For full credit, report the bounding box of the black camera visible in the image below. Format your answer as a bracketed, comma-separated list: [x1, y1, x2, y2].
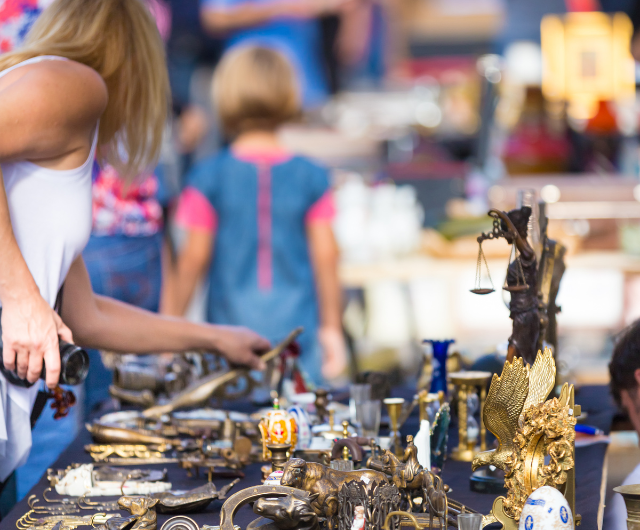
[0, 338, 90, 387]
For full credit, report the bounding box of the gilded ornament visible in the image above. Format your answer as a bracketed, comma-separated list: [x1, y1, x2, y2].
[470, 348, 579, 528]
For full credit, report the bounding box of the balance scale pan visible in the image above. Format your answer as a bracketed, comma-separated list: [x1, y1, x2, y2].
[503, 285, 528, 293]
[469, 288, 495, 295]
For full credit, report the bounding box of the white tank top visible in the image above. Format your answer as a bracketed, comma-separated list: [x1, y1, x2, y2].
[0, 56, 97, 307]
[0, 56, 98, 481]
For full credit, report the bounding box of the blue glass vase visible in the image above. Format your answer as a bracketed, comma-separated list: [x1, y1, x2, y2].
[425, 339, 455, 395]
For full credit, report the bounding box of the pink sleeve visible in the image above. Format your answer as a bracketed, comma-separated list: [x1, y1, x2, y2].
[305, 191, 336, 225]
[175, 187, 218, 233]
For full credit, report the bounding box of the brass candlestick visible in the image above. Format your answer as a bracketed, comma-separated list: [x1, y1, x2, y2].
[267, 443, 291, 471]
[384, 398, 405, 457]
[448, 371, 492, 462]
[614, 485, 640, 530]
[319, 409, 343, 440]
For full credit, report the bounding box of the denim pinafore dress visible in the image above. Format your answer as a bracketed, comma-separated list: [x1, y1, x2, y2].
[185, 149, 332, 384]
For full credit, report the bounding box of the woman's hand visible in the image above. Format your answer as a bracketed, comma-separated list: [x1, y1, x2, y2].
[1, 290, 73, 388]
[319, 326, 347, 379]
[207, 325, 271, 371]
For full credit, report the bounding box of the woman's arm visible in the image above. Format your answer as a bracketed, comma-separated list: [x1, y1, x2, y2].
[0, 62, 106, 388]
[61, 256, 268, 369]
[161, 229, 214, 316]
[307, 222, 346, 379]
[0, 167, 73, 388]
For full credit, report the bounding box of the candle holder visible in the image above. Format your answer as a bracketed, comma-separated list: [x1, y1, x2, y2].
[383, 398, 405, 458]
[448, 371, 492, 462]
[267, 443, 291, 471]
[613, 484, 640, 530]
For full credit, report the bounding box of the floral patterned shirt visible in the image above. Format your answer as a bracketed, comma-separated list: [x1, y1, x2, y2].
[0, 0, 53, 53]
[92, 165, 164, 237]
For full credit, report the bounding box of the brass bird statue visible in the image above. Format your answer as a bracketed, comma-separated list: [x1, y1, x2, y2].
[472, 348, 555, 473]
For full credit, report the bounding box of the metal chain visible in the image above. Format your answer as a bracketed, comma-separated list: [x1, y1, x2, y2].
[475, 243, 494, 290]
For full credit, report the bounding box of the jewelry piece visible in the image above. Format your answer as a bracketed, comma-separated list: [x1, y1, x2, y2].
[77, 496, 120, 512]
[85, 445, 168, 462]
[17, 512, 115, 530]
[28, 496, 79, 515]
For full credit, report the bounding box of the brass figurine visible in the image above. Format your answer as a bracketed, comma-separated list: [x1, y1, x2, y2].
[367, 442, 448, 528]
[471, 349, 579, 527]
[280, 459, 389, 529]
[115, 497, 158, 530]
[253, 494, 320, 530]
[220, 485, 316, 530]
[472, 349, 555, 473]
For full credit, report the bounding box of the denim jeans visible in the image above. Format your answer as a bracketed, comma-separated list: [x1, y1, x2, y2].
[82, 233, 163, 414]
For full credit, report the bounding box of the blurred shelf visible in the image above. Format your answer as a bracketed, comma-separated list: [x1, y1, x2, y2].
[339, 250, 640, 287]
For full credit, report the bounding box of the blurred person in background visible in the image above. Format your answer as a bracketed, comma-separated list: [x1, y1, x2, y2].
[199, 0, 356, 108]
[607, 319, 640, 529]
[81, 0, 178, 415]
[82, 162, 179, 414]
[0, 0, 52, 53]
[164, 46, 346, 385]
[0, 0, 269, 500]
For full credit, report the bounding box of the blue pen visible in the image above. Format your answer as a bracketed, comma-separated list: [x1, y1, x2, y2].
[575, 424, 604, 436]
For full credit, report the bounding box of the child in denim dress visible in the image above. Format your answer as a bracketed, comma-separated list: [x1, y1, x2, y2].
[166, 46, 345, 385]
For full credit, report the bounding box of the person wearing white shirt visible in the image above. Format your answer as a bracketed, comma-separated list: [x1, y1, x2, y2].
[606, 319, 640, 528]
[0, 0, 269, 483]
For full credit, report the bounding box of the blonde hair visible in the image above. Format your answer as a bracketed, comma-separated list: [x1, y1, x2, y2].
[213, 46, 300, 137]
[0, 0, 169, 179]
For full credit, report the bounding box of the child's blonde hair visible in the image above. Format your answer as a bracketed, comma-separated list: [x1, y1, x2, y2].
[213, 46, 301, 137]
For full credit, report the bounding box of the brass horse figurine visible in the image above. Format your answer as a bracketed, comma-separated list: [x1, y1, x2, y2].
[369, 436, 448, 529]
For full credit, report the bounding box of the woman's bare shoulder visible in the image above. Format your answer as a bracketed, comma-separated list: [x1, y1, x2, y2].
[0, 59, 108, 122]
[0, 59, 108, 162]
